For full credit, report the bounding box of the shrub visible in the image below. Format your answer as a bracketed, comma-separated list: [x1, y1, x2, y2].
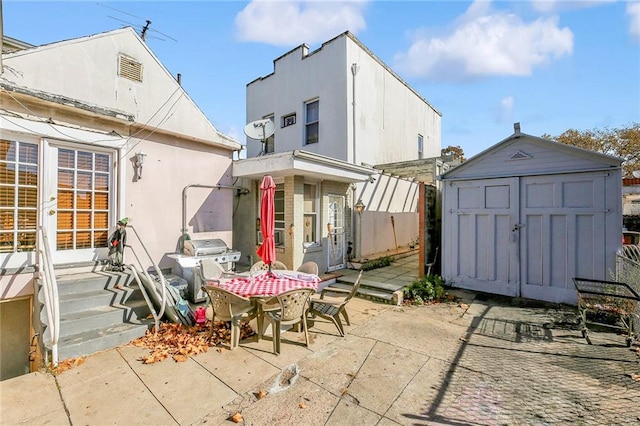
[360, 256, 393, 271]
[404, 275, 446, 305]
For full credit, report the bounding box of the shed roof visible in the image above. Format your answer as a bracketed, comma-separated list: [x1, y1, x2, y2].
[441, 123, 622, 181]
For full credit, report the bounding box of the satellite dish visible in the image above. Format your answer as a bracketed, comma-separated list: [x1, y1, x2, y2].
[633, 170, 640, 178]
[243, 119, 275, 140]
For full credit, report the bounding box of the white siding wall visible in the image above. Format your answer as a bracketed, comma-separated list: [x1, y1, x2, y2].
[4, 28, 224, 145]
[246, 33, 441, 165]
[246, 41, 348, 159]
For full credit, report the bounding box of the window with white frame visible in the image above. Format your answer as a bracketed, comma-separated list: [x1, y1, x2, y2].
[303, 183, 318, 246]
[274, 184, 285, 246]
[305, 100, 319, 145]
[417, 134, 424, 159]
[264, 114, 275, 154]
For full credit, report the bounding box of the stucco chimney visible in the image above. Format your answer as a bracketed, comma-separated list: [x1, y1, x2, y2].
[514, 122, 521, 135]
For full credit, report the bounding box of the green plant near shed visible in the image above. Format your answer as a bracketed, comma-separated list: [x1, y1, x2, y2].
[404, 275, 446, 305]
[360, 256, 393, 271]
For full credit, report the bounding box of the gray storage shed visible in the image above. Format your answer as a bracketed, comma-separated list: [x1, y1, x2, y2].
[440, 124, 623, 304]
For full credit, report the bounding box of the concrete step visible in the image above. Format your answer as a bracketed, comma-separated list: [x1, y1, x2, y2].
[57, 299, 149, 339]
[55, 271, 133, 295]
[57, 322, 151, 361]
[37, 270, 153, 362]
[332, 278, 404, 305]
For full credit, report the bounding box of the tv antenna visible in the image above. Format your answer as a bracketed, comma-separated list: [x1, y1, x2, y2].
[243, 119, 275, 156]
[99, 3, 177, 42]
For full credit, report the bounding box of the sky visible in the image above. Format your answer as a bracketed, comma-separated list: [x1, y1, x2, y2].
[2, 0, 639, 159]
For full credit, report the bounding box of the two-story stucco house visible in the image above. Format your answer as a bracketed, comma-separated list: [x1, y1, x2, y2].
[233, 31, 442, 274]
[0, 28, 241, 378]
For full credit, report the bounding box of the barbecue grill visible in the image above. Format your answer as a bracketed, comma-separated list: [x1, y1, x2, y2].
[170, 239, 241, 303]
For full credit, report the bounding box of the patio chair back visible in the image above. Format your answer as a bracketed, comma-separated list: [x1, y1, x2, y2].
[198, 258, 225, 283]
[251, 260, 288, 272]
[201, 285, 257, 349]
[276, 288, 314, 322]
[308, 270, 363, 337]
[296, 261, 319, 275]
[263, 288, 314, 354]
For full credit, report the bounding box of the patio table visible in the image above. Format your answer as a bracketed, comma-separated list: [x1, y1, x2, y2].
[207, 270, 320, 298]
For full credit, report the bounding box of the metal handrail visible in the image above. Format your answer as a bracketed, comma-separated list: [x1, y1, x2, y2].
[36, 227, 60, 367]
[124, 225, 167, 331]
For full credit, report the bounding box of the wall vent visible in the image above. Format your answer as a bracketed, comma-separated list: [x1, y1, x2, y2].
[118, 55, 143, 82]
[509, 150, 532, 160]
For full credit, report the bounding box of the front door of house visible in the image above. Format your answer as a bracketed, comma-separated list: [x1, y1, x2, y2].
[327, 195, 345, 271]
[44, 143, 114, 264]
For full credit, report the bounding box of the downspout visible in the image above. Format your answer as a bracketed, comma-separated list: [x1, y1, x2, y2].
[351, 63, 359, 165]
[181, 183, 249, 250]
[351, 63, 359, 261]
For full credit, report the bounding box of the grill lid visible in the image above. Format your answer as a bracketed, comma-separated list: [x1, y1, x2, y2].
[183, 239, 229, 256]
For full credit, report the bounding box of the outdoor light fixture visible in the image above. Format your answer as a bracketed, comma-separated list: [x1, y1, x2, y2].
[134, 152, 147, 179]
[354, 199, 365, 215]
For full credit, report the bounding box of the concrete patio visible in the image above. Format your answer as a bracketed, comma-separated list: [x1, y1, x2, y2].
[2, 255, 640, 425]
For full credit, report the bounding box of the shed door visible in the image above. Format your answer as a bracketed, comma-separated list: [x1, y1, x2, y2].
[519, 173, 606, 304]
[445, 178, 520, 296]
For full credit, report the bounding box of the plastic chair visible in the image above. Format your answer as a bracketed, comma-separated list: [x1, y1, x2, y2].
[308, 270, 363, 337]
[296, 261, 319, 275]
[201, 285, 257, 350]
[197, 258, 225, 284]
[261, 288, 314, 355]
[250, 260, 288, 272]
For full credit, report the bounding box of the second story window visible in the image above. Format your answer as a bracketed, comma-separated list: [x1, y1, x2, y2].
[264, 115, 275, 154]
[418, 134, 424, 159]
[305, 100, 319, 145]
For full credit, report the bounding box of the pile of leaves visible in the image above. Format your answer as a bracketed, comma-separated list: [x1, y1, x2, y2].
[403, 275, 450, 305]
[131, 321, 255, 364]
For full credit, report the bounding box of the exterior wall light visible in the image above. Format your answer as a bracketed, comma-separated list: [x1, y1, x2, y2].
[134, 152, 147, 179]
[354, 199, 365, 214]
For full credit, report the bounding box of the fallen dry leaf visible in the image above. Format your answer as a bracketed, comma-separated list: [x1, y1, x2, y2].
[459, 303, 469, 310]
[51, 357, 85, 375]
[231, 412, 243, 423]
[628, 373, 640, 382]
[256, 389, 267, 399]
[130, 321, 255, 364]
[298, 402, 306, 409]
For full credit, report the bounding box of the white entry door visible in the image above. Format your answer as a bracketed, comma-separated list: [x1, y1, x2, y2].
[44, 143, 114, 264]
[444, 178, 520, 296]
[327, 195, 345, 271]
[519, 173, 606, 304]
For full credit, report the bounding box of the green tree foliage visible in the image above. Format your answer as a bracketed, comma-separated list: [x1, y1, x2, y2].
[542, 123, 639, 177]
[441, 145, 466, 162]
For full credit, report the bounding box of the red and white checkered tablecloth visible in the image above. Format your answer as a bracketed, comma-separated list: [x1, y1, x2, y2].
[209, 271, 320, 298]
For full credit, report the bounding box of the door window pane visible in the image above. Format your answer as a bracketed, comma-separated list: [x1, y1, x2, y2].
[0, 140, 38, 253]
[56, 148, 111, 250]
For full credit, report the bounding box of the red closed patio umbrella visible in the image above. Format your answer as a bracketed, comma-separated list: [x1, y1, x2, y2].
[256, 175, 276, 274]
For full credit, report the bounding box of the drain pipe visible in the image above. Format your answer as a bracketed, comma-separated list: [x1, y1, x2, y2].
[181, 183, 249, 250]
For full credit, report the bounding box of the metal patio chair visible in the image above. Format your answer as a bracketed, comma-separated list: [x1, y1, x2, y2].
[308, 270, 363, 337]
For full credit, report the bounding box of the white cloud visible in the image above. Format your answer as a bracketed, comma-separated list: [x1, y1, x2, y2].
[628, 2, 640, 41]
[394, 1, 573, 82]
[235, 0, 368, 47]
[497, 96, 515, 123]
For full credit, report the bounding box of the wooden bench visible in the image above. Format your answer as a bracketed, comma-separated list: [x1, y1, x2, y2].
[573, 277, 640, 346]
